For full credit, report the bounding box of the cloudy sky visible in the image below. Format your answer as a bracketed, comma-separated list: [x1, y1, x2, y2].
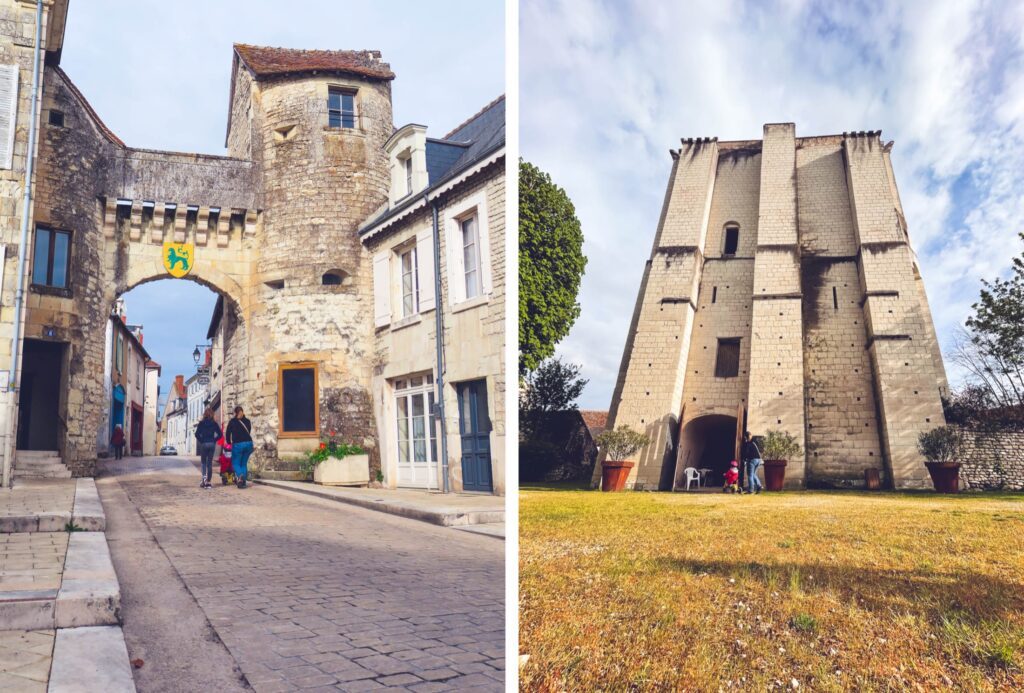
[521, 0, 1024, 410]
[60, 0, 504, 408]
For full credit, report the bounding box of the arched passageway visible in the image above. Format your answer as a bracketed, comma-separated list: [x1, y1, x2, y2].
[674, 414, 738, 489]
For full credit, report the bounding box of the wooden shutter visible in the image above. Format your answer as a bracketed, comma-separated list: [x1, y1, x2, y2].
[373, 251, 391, 327]
[416, 228, 435, 312]
[0, 64, 18, 170]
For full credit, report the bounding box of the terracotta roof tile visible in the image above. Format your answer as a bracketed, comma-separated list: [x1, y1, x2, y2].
[234, 44, 395, 81]
[580, 410, 609, 434]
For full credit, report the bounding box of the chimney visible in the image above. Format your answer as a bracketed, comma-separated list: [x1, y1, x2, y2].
[175, 374, 184, 394]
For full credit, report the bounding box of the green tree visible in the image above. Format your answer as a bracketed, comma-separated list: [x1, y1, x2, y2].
[957, 231, 1024, 406]
[519, 357, 588, 440]
[519, 159, 586, 377]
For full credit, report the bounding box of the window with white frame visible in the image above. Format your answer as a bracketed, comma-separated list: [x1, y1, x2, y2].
[327, 87, 356, 129]
[394, 374, 437, 476]
[461, 214, 482, 299]
[399, 245, 418, 317]
[404, 155, 413, 196]
[373, 229, 436, 328]
[444, 191, 492, 307]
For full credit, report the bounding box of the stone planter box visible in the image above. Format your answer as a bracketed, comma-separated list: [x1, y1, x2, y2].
[313, 454, 370, 487]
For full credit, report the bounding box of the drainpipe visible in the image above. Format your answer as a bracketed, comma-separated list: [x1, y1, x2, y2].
[425, 192, 449, 493]
[3, 0, 43, 489]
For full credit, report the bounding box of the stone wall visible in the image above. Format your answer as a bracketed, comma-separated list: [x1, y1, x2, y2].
[958, 429, 1024, 491]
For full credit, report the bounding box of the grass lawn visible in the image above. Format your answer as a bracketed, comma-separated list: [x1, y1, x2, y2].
[520, 487, 1024, 691]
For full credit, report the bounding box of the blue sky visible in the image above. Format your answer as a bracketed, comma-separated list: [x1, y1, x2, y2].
[60, 0, 504, 408]
[521, 0, 1024, 409]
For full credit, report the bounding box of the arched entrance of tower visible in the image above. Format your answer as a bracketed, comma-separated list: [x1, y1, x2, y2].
[674, 414, 740, 489]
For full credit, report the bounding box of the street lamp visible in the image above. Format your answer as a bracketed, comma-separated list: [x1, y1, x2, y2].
[192, 346, 201, 365]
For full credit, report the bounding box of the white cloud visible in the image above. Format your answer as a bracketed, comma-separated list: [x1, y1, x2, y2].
[522, 0, 1024, 408]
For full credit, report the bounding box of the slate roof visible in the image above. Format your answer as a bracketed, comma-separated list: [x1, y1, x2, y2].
[360, 95, 505, 235]
[233, 44, 395, 81]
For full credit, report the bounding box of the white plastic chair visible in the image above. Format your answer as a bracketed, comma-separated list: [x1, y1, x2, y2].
[683, 467, 701, 490]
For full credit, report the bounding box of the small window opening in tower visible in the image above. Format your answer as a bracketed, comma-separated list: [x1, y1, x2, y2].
[723, 225, 739, 256]
[711, 286, 717, 304]
[322, 269, 350, 286]
[48, 110, 65, 127]
[714, 338, 740, 378]
[832, 286, 838, 310]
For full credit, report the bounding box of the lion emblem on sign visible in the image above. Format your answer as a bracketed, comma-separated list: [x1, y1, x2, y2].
[163, 242, 194, 278]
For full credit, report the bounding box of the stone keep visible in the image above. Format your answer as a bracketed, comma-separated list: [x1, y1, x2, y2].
[601, 124, 948, 490]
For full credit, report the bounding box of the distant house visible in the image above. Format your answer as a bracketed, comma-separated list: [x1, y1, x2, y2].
[520, 409, 608, 483]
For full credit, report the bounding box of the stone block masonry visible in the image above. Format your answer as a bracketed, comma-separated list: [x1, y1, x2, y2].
[958, 429, 1024, 491]
[603, 124, 949, 490]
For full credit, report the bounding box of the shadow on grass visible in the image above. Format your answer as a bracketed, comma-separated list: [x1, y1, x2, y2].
[521, 480, 593, 492]
[652, 555, 1024, 625]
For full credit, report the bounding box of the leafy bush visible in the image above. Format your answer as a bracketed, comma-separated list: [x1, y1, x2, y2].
[761, 430, 802, 461]
[298, 434, 365, 477]
[595, 425, 650, 461]
[917, 425, 965, 464]
[519, 439, 563, 482]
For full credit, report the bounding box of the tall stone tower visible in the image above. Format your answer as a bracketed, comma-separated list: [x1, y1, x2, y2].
[601, 124, 948, 491]
[224, 45, 395, 470]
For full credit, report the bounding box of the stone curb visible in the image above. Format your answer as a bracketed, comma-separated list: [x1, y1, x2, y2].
[49, 625, 136, 692]
[54, 532, 121, 628]
[72, 479, 106, 531]
[0, 512, 69, 533]
[255, 479, 506, 527]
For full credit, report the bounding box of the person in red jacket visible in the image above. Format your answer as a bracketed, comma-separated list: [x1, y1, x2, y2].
[110, 424, 126, 460]
[723, 460, 740, 494]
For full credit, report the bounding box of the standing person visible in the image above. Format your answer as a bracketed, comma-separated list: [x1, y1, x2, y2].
[742, 431, 763, 494]
[225, 406, 253, 489]
[110, 424, 125, 460]
[194, 408, 222, 489]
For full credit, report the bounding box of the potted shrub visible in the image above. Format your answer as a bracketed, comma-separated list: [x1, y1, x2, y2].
[300, 432, 369, 486]
[595, 425, 650, 492]
[918, 425, 964, 493]
[759, 430, 802, 491]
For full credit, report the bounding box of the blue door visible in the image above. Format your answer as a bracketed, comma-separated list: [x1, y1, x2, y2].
[111, 385, 125, 433]
[457, 379, 492, 493]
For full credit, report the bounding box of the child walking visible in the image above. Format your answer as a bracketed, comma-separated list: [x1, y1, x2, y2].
[723, 460, 740, 494]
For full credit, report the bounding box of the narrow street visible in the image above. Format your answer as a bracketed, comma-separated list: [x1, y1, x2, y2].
[95, 457, 504, 692]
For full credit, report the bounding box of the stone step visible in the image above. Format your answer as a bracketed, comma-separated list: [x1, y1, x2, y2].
[15, 449, 60, 459]
[15, 468, 72, 479]
[49, 626, 136, 693]
[0, 533, 119, 630]
[16, 459, 65, 469]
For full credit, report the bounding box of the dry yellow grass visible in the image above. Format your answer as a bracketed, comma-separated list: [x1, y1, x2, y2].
[519, 487, 1024, 691]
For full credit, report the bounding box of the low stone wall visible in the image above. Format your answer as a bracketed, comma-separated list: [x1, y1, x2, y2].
[958, 428, 1024, 491]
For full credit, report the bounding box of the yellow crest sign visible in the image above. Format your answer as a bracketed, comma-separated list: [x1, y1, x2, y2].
[162, 242, 194, 278]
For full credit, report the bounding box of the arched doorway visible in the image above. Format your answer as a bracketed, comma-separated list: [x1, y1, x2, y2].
[675, 414, 738, 489]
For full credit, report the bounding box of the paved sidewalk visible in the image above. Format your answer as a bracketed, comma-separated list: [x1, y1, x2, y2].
[0, 478, 105, 533]
[257, 479, 505, 529]
[103, 457, 504, 691]
[0, 629, 54, 691]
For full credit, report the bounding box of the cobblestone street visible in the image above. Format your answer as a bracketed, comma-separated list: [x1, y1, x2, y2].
[97, 458, 504, 692]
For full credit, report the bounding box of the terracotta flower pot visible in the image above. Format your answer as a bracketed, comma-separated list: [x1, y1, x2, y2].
[762, 459, 787, 491]
[925, 461, 961, 493]
[601, 461, 634, 492]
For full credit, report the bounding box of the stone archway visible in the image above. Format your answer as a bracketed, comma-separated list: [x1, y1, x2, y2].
[674, 414, 738, 489]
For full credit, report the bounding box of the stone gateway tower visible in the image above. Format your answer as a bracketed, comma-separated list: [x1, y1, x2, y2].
[600, 124, 948, 491]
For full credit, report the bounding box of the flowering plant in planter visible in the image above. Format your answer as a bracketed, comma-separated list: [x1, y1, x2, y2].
[298, 430, 365, 477]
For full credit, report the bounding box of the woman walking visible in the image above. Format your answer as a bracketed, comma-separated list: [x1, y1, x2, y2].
[110, 424, 125, 460]
[194, 408, 222, 489]
[225, 406, 253, 489]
